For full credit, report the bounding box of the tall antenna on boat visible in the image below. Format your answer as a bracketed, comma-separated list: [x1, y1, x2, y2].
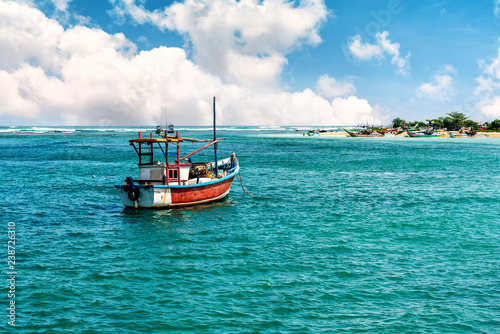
[160, 105, 167, 133]
[164, 106, 167, 130]
[213, 96, 218, 177]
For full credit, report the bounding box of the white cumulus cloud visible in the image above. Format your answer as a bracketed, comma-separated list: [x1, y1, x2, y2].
[348, 31, 410, 76]
[315, 75, 356, 99]
[475, 40, 500, 119]
[331, 96, 386, 125]
[109, 0, 328, 88]
[477, 96, 500, 118]
[0, 0, 386, 126]
[51, 0, 72, 12]
[476, 40, 500, 90]
[416, 65, 456, 102]
[348, 35, 383, 60]
[0, 1, 63, 71]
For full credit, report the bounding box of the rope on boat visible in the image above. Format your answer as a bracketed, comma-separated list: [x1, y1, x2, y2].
[236, 171, 256, 198]
[233, 155, 256, 198]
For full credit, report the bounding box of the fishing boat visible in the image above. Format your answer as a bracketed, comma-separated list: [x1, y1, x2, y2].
[454, 128, 490, 138]
[168, 123, 175, 134]
[115, 98, 239, 208]
[156, 123, 176, 135]
[467, 133, 489, 138]
[344, 127, 384, 137]
[406, 128, 445, 138]
[306, 129, 320, 136]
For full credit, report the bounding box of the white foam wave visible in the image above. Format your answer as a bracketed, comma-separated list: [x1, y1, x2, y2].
[0, 125, 344, 134]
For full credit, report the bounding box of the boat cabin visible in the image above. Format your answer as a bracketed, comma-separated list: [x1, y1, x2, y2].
[138, 162, 192, 185]
[129, 131, 223, 186]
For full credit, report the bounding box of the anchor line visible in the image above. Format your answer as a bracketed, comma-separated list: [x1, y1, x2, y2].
[233, 156, 256, 198]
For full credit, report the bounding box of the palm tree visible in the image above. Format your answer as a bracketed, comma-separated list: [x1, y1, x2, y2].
[432, 117, 444, 129]
[446, 111, 469, 130]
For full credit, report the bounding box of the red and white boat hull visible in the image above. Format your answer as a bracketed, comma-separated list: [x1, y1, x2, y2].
[116, 163, 238, 208]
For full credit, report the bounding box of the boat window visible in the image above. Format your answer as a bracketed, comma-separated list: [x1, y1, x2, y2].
[168, 169, 178, 179]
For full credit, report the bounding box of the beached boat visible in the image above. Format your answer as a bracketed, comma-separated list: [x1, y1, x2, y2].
[453, 128, 490, 138]
[407, 129, 444, 137]
[306, 129, 320, 136]
[344, 128, 384, 137]
[453, 133, 490, 138]
[115, 98, 239, 208]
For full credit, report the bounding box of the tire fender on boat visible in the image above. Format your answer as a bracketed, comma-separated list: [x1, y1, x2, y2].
[128, 188, 140, 201]
[125, 177, 140, 201]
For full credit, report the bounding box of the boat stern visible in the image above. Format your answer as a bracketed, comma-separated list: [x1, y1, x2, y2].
[115, 177, 158, 208]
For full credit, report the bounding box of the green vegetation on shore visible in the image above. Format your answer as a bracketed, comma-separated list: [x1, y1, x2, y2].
[392, 112, 500, 131]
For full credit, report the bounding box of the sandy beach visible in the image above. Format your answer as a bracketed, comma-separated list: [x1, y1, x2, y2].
[479, 132, 500, 137]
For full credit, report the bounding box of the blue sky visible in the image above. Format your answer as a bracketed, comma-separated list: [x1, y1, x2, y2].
[1, 0, 500, 126]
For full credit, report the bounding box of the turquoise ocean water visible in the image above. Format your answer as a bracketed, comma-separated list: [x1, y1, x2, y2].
[1, 126, 499, 333]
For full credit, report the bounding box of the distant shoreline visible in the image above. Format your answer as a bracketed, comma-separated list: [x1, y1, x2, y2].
[319, 131, 500, 137]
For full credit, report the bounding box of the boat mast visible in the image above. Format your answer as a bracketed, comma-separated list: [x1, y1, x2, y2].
[164, 105, 170, 186]
[165, 128, 169, 185]
[167, 106, 168, 134]
[213, 96, 218, 178]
